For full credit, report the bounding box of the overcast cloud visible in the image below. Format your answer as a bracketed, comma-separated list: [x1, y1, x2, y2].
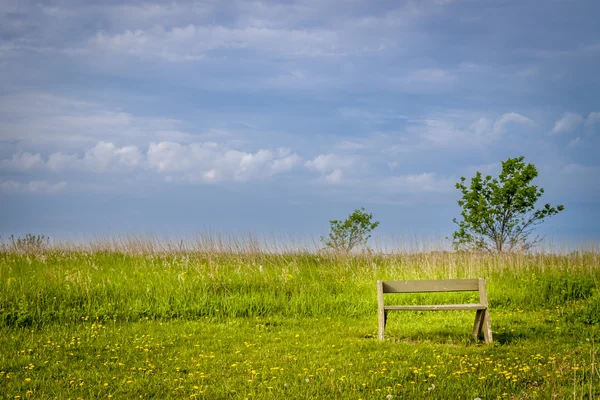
[1, 0, 599, 242]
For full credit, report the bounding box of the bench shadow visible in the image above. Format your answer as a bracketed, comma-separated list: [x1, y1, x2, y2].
[382, 329, 478, 345]
[492, 330, 528, 344]
[365, 328, 531, 345]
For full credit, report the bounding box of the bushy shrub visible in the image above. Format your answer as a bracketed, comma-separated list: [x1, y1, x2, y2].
[321, 208, 379, 254]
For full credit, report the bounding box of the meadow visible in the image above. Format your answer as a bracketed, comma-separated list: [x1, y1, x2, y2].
[0, 236, 599, 399]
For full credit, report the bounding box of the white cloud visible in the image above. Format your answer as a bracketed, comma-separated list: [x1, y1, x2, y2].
[0, 93, 183, 146]
[0, 180, 66, 194]
[2, 140, 303, 183]
[42, 142, 143, 172]
[336, 140, 365, 151]
[471, 117, 492, 136]
[76, 0, 442, 65]
[55, 111, 133, 127]
[492, 112, 533, 135]
[46, 152, 80, 171]
[338, 108, 409, 124]
[411, 116, 466, 146]
[563, 163, 600, 175]
[0, 152, 43, 171]
[458, 163, 499, 178]
[568, 137, 580, 147]
[305, 153, 356, 173]
[325, 169, 343, 184]
[271, 149, 302, 173]
[392, 68, 457, 92]
[83, 141, 118, 171]
[144, 141, 302, 182]
[116, 146, 144, 167]
[411, 111, 534, 148]
[584, 111, 600, 134]
[91, 24, 343, 62]
[552, 112, 583, 134]
[304, 153, 360, 184]
[380, 173, 454, 193]
[146, 141, 190, 172]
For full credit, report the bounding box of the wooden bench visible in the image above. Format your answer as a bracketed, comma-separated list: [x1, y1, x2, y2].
[377, 278, 492, 343]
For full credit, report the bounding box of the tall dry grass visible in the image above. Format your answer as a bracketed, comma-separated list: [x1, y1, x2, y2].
[1, 233, 599, 328]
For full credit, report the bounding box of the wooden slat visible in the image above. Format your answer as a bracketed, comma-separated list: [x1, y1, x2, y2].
[382, 279, 480, 293]
[377, 281, 385, 341]
[384, 304, 486, 311]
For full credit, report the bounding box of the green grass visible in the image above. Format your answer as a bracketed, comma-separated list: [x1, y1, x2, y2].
[1, 247, 599, 399]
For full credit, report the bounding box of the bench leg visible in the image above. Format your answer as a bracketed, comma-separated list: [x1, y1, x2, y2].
[378, 309, 386, 341]
[377, 281, 385, 341]
[472, 310, 484, 340]
[482, 310, 493, 344]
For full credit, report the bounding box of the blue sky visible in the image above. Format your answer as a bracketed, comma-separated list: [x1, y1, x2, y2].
[1, 0, 599, 244]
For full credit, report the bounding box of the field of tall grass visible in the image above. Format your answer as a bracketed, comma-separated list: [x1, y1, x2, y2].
[1, 235, 599, 399]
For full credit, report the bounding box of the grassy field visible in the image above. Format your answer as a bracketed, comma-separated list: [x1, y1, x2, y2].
[1, 238, 599, 399]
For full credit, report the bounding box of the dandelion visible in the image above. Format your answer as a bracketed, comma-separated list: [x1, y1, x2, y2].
[427, 384, 435, 391]
[386, 395, 394, 400]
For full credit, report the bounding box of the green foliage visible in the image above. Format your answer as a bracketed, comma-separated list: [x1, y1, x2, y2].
[453, 156, 564, 252]
[536, 274, 596, 305]
[321, 208, 379, 254]
[569, 295, 600, 325]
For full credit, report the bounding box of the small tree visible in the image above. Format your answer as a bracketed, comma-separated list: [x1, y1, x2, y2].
[453, 156, 564, 253]
[321, 207, 379, 254]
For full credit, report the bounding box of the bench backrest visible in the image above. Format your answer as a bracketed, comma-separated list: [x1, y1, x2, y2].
[380, 279, 480, 293]
[377, 278, 489, 307]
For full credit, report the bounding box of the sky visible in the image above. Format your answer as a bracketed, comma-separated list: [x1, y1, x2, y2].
[1, 0, 599, 245]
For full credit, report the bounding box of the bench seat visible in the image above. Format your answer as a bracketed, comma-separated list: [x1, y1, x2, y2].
[384, 304, 487, 311]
